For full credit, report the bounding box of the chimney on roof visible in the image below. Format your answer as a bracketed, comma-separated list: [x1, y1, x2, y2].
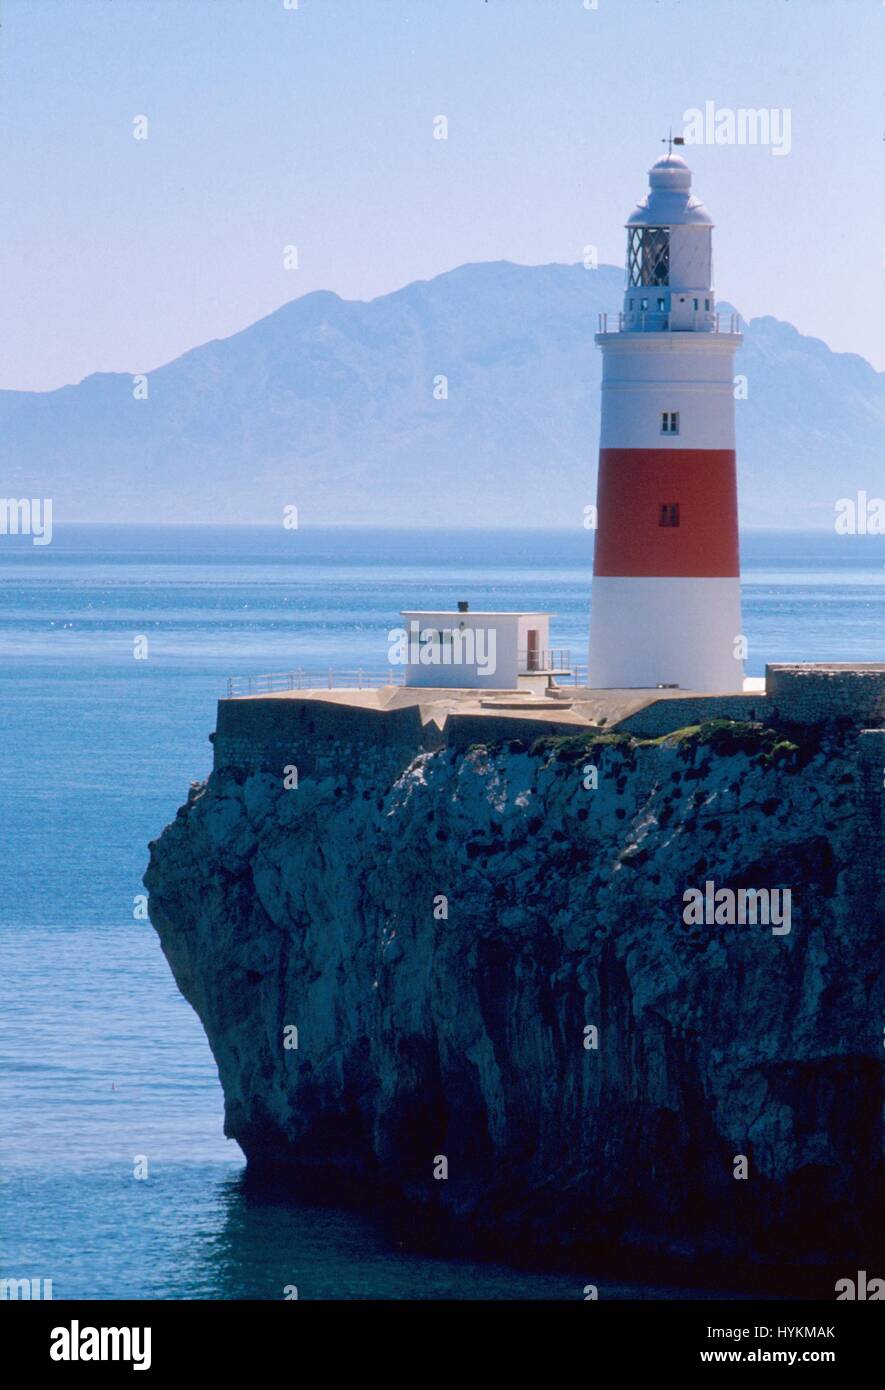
[457, 600, 469, 613]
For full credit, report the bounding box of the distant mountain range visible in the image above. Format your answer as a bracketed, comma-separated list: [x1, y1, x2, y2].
[3, 262, 883, 528]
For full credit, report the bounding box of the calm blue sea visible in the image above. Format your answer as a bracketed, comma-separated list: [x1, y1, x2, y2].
[1, 525, 882, 1299]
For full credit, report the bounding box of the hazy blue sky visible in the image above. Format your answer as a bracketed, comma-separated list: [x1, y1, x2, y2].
[2, 0, 883, 391]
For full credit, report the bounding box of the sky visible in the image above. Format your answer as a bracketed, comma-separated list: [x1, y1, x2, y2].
[1, 0, 883, 392]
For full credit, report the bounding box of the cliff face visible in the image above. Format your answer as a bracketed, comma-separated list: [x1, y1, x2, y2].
[145, 718, 884, 1273]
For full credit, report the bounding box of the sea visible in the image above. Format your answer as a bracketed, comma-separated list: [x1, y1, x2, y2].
[1, 525, 882, 1300]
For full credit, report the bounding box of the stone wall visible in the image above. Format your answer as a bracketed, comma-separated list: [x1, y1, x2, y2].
[619, 666, 885, 737]
[766, 664, 885, 728]
[444, 711, 589, 749]
[212, 695, 439, 780]
[616, 694, 762, 738]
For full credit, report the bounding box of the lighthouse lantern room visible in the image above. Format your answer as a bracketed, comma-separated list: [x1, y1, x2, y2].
[588, 152, 743, 693]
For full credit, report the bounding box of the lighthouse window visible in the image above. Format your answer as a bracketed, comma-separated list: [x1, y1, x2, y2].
[627, 226, 670, 287]
[659, 503, 680, 527]
[661, 411, 680, 435]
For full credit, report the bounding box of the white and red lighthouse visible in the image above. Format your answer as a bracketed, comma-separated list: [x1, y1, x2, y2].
[588, 151, 743, 693]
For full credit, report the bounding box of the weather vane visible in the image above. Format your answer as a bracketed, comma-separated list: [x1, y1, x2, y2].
[661, 128, 685, 155]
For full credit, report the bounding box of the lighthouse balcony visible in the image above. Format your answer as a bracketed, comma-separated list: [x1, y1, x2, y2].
[597, 311, 741, 335]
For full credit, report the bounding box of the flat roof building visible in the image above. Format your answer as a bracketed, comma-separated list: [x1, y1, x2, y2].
[397, 604, 567, 690]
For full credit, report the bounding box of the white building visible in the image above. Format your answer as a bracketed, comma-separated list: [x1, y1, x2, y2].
[588, 151, 744, 693]
[399, 604, 566, 690]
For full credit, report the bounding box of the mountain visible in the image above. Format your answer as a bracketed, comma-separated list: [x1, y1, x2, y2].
[3, 262, 884, 527]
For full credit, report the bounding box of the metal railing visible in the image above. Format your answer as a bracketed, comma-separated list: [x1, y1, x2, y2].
[226, 659, 591, 697]
[518, 648, 572, 674]
[226, 668, 405, 697]
[597, 310, 741, 335]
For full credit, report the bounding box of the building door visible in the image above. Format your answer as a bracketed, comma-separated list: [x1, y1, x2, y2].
[526, 628, 539, 672]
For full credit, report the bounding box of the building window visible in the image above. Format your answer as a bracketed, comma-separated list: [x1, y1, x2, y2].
[693, 297, 699, 311]
[659, 503, 680, 527]
[705, 297, 711, 310]
[657, 297, 666, 312]
[640, 297, 648, 311]
[661, 411, 680, 435]
[419, 629, 453, 652]
[627, 226, 670, 287]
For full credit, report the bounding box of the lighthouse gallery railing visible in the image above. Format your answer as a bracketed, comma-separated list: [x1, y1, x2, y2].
[596, 311, 742, 334]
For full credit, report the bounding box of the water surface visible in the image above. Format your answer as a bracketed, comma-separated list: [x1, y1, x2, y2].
[1, 526, 881, 1298]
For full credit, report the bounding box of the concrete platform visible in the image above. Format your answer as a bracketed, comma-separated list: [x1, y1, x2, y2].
[224, 681, 758, 739]
[221, 664, 885, 743]
[213, 665, 885, 773]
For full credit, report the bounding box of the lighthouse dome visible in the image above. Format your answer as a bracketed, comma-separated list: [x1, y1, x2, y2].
[649, 153, 692, 190]
[626, 152, 714, 228]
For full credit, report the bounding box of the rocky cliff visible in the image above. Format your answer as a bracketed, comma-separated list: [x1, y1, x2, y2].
[145, 715, 884, 1283]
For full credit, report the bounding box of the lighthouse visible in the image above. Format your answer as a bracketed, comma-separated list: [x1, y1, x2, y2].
[588, 151, 743, 693]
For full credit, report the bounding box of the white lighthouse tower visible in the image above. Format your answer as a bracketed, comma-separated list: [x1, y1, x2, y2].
[588, 150, 743, 693]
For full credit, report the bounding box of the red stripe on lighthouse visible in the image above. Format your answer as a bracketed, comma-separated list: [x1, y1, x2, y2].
[593, 448, 739, 578]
